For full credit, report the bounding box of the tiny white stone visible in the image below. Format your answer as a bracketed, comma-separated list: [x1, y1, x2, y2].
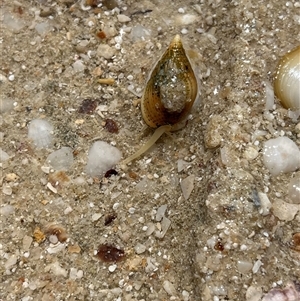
[181, 28, 188, 34]
[85, 141, 122, 177]
[64, 206, 73, 215]
[92, 213, 102, 221]
[134, 243, 146, 254]
[117, 14, 131, 23]
[49, 235, 58, 244]
[178, 8, 185, 13]
[108, 264, 117, 272]
[46, 182, 57, 194]
[8, 74, 15, 81]
[113, 202, 120, 210]
[41, 166, 50, 174]
[128, 207, 136, 214]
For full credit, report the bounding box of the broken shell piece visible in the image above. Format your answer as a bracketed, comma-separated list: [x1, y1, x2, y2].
[180, 174, 195, 200]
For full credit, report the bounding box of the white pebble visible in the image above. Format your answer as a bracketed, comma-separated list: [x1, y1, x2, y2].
[85, 141, 122, 177]
[73, 60, 85, 72]
[46, 147, 74, 171]
[108, 264, 117, 272]
[28, 119, 53, 149]
[49, 235, 58, 244]
[8, 74, 14, 81]
[178, 8, 185, 13]
[134, 243, 146, 254]
[117, 14, 131, 23]
[262, 137, 300, 176]
[181, 28, 188, 35]
[128, 207, 135, 214]
[113, 202, 120, 210]
[64, 206, 73, 215]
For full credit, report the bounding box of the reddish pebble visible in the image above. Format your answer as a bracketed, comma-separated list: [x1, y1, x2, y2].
[104, 213, 117, 226]
[78, 99, 98, 114]
[96, 244, 125, 262]
[97, 30, 106, 39]
[104, 119, 119, 133]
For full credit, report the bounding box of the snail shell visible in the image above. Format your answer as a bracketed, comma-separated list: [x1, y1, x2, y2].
[122, 35, 198, 165]
[141, 34, 198, 130]
[274, 45, 300, 111]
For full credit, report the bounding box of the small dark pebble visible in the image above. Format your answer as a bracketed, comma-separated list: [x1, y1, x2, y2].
[104, 119, 119, 133]
[104, 169, 118, 178]
[104, 213, 117, 226]
[78, 99, 98, 114]
[214, 241, 224, 251]
[96, 30, 106, 39]
[96, 244, 125, 262]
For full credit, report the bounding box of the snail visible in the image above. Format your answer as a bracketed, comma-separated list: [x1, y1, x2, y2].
[274, 45, 300, 111]
[122, 34, 199, 164]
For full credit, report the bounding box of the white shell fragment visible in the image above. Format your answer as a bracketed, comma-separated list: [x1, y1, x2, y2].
[262, 137, 300, 176]
[0, 148, 10, 162]
[46, 147, 74, 171]
[45, 261, 67, 277]
[85, 141, 122, 177]
[156, 204, 167, 221]
[257, 192, 272, 216]
[180, 174, 195, 200]
[272, 199, 300, 221]
[28, 119, 53, 149]
[163, 280, 177, 296]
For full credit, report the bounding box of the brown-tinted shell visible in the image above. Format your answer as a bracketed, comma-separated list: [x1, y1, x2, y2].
[274, 45, 300, 111]
[141, 34, 198, 130]
[122, 35, 198, 165]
